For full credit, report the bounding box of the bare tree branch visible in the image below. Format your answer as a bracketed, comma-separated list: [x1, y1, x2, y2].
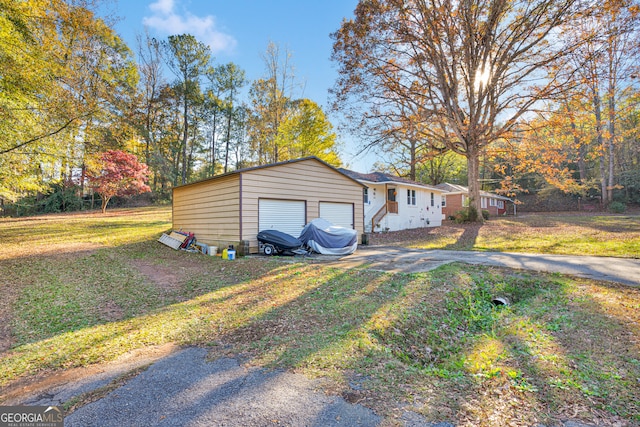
[0, 114, 89, 155]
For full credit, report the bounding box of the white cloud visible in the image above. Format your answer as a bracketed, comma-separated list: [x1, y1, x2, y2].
[149, 0, 174, 15]
[143, 0, 237, 53]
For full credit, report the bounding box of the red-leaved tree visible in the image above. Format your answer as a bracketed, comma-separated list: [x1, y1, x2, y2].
[87, 150, 151, 213]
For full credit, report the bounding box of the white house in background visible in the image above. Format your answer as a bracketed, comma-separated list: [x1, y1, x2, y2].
[338, 169, 445, 233]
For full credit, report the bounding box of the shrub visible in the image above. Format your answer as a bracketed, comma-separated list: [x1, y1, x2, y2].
[482, 209, 490, 220]
[609, 201, 626, 213]
[454, 206, 479, 223]
[40, 183, 83, 213]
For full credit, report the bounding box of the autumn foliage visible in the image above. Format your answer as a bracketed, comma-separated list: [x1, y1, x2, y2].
[87, 150, 151, 213]
[331, 0, 584, 219]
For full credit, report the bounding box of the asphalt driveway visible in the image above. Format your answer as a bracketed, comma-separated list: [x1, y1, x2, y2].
[330, 246, 640, 286]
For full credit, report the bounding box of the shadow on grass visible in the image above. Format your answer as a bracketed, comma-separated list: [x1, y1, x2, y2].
[443, 222, 481, 251]
[513, 213, 640, 234]
[0, 240, 290, 383]
[370, 268, 640, 425]
[217, 267, 413, 367]
[3, 237, 640, 425]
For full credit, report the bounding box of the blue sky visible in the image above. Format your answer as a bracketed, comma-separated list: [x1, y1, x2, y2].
[103, 0, 378, 171]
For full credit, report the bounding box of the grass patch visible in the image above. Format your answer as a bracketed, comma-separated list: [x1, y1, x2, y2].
[1, 207, 639, 426]
[371, 213, 640, 258]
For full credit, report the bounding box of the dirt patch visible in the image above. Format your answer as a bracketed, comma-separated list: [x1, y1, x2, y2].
[98, 300, 125, 322]
[131, 260, 186, 291]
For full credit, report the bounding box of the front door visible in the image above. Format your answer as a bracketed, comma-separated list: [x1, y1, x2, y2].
[387, 188, 398, 213]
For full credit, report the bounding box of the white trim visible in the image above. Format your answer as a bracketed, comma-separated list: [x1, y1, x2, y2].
[354, 179, 444, 192]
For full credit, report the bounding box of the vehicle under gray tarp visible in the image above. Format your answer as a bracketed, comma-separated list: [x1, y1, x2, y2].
[299, 218, 358, 255]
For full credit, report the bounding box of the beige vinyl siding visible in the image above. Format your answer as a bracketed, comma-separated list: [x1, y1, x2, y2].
[241, 159, 364, 251]
[172, 174, 241, 242]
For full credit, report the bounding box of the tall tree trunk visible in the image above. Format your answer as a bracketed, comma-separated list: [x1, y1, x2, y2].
[211, 108, 218, 176]
[80, 163, 86, 202]
[273, 123, 279, 163]
[409, 139, 416, 181]
[174, 137, 182, 187]
[224, 109, 232, 173]
[593, 91, 606, 206]
[607, 82, 616, 204]
[569, 115, 587, 184]
[467, 144, 482, 220]
[145, 105, 151, 167]
[181, 88, 188, 185]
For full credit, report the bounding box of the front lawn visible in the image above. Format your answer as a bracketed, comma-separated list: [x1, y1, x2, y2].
[371, 213, 640, 258]
[0, 207, 638, 426]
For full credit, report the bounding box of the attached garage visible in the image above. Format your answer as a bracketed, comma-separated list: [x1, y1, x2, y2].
[172, 157, 365, 255]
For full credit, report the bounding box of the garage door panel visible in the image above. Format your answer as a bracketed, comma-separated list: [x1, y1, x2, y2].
[319, 202, 354, 229]
[259, 199, 306, 237]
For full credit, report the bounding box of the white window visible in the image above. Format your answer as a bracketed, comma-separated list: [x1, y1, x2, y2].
[442, 195, 446, 207]
[430, 192, 434, 207]
[481, 197, 487, 209]
[498, 200, 504, 209]
[363, 188, 369, 204]
[490, 198, 496, 207]
[407, 189, 416, 205]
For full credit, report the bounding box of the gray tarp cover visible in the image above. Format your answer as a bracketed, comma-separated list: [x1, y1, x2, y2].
[299, 218, 358, 255]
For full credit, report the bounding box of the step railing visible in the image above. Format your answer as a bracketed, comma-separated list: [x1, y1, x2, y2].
[371, 204, 386, 230]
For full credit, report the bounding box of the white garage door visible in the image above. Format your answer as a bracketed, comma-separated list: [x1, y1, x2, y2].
[259, 199, 306, 237]
[319, 202, 354, 229]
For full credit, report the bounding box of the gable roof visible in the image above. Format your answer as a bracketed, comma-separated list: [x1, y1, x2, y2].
[174, 156, 365, 190]
[435, 183, 512, 201]
[338, 168, 443, 192]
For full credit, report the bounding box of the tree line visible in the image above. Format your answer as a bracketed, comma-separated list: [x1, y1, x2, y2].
[0, 0, 340, 214]
[2, 0, 639, 216]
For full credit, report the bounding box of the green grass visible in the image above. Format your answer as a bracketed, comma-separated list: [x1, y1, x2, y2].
[1, 207, 639, 426]
[372, 213, 640, 258]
